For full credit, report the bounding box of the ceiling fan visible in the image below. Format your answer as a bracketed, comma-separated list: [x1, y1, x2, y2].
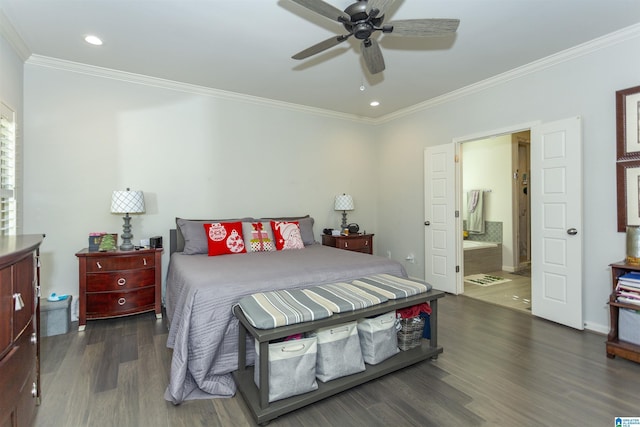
[290, 0, 460, 74]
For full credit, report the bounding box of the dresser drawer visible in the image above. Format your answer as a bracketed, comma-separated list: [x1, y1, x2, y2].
[0, 321, 37, 402]
[86, 268, 155, 292]
[85, 254, 155, 272]
[337, 237, 370, 251]
[86, 286, 156, 317]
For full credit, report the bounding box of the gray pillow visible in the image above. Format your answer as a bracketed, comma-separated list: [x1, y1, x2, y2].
[176, 217, 254, 254]
[260, 215, 316, 246]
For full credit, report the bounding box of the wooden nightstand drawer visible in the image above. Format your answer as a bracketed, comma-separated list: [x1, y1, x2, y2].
[337, 237, 369, 251]
[86, 268, 155, 292]
[86, 287, 156, 317]
[85, 253, 155, 272]
[322, 234, 374, 255]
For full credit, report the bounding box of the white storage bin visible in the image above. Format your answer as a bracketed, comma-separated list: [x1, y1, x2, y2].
[619, 308, 640, 346]
[254, 337, 318, 402]
[357, 311, 399, 365]
[309, 321, 365, 382]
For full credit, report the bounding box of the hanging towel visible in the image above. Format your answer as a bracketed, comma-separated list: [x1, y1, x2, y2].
[467, 190, 484, 234]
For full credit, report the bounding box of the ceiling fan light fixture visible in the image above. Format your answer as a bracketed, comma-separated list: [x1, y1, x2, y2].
[289, 0, 459, 73]
[84, 35, 103, 46]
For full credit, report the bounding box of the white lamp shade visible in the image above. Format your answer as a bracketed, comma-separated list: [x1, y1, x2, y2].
[111, 190, 145, 214]
[334, 194, 354, 211]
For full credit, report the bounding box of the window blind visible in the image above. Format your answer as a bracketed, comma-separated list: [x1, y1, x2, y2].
[0, 102, 16, 235]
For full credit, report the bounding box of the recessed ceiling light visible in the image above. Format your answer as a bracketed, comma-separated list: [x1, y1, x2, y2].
[370, 101, 380, 107]
[84, 35, 103, 46]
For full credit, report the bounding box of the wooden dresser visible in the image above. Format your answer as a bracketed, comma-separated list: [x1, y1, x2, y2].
[0, 234, 43, 427]
[322, 233, 374, 254]
[76, 248, 162, 331]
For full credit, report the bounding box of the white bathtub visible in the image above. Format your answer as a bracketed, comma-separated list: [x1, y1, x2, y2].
[463, 240, 502, 275]
[463, 240, 499, 250]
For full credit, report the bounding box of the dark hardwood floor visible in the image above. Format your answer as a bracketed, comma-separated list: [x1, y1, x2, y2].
[34, 295, 640, 427]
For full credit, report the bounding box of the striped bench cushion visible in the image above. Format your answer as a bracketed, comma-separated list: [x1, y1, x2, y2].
[236, 275, 431, 329]
[351, 274, 431, 299]
[237, 289, 332, 329]
[302, 282, 388, 313]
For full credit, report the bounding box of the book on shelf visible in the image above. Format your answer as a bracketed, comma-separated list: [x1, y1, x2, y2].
[617, 296, 640, 306]
[617, 278, 640, 289]
[618, 271, 640, 283]
[617, 290, 640, 300]
[617, 282, 640, 293]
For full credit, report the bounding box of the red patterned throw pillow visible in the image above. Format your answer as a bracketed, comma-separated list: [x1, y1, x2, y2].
[203, 222, 246, 256]
[271, 220, 304, 250]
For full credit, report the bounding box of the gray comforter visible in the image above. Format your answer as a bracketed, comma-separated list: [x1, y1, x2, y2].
[164, 243, 407, 403]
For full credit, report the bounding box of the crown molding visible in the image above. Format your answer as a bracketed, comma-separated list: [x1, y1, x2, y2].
[25, 55, 376, 125]
[0, 8, 31, 61]
[375, 22, 640, 125]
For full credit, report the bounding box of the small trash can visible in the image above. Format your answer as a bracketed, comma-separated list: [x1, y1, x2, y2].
[41, 296, 72, 337]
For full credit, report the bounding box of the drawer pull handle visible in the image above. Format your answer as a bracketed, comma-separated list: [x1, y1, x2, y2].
[118, 298, 126, 306]
[31, 333, 37, 345]
[365, 241, 368, 246]
[31, 382, 37, 397]
[13, 293, 25, 311]
[143, 258, 147, 266]
[117, 277, 126, 286]
[96, 261, 102, 269]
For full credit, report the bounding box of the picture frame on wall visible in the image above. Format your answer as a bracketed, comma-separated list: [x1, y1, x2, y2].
[617, 160, 640, 232]
[616, 85, 640, 160]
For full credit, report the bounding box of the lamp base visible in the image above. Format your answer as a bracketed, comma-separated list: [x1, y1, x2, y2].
[341, 211, 348, 230]
[120, 213, 135, 251]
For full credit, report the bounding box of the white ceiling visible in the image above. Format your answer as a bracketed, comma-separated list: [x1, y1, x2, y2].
[2, 0, 640, 119]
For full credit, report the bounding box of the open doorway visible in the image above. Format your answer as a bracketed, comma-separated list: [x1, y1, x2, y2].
[459, 131, 531, 313]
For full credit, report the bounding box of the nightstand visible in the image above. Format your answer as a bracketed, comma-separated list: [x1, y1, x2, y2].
[321, 233, 374, 254]
[76, 248, 162, 331]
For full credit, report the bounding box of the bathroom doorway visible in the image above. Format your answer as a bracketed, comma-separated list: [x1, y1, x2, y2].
[460, 131, 531, 313]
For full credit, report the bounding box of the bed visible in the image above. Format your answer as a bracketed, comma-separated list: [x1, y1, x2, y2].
[163, 217, 407, 404]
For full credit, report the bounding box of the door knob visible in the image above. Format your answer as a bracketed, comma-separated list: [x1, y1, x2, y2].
[424, 221, 430, 226]
[567, 228, 578, 235]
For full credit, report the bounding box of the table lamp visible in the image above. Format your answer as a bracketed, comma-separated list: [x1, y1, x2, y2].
[334, 193, 354, 230]
[111, 188, 145, 251]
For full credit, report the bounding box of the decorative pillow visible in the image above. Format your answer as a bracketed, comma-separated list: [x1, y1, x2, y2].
[260, 215, 316, 246]
[203, 222, 247, 256]
[176, 217, 253, 254]
[242, 222, 276, 252]
[271, 221, 305, 250]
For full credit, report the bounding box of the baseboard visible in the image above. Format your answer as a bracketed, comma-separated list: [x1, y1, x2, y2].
[583, 321, 608, 335]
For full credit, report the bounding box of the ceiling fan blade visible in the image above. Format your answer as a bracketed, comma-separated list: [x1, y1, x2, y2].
[292, 35, 350, 60]
[386, 19, 460, 36]
[361, 39, 385, 74]
[366, 0, 396, 18]
[290, 0, 350, 22]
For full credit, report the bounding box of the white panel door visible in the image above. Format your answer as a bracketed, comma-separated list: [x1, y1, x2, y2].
[424, 144, 457, 294]
[531, 116, 583, 329]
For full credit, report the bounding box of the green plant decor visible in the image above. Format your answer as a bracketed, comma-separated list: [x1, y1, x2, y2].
[99, 234, 116, 251]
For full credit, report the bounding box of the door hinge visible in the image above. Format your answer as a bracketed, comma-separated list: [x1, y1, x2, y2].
[456, 265, 460, 273]
[455, 210, 459, 218]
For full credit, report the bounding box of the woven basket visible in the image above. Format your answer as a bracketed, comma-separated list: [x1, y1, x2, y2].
[397, 317, 425, 351]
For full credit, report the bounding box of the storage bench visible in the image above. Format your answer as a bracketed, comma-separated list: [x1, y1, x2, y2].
[232, 289, 445, 425]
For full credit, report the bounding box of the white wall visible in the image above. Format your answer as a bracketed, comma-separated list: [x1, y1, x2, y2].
[376, 29, 640, 332]
[22, 65, 378, 299]
[462, 135, 514, 269]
